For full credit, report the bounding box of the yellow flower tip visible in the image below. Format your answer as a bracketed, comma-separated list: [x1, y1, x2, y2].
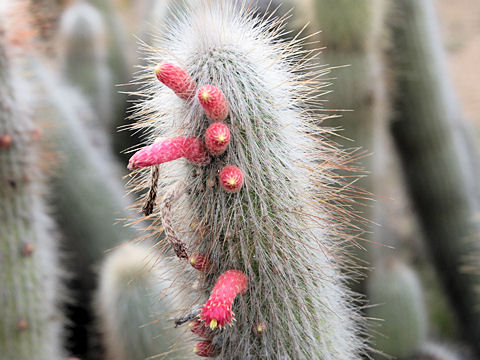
[193, 345, 199, 354]
[154, 64, 164, 76]
[217, 134, 226, 142]
[257, 325, 264, 333]
[209, 319, 218, 330]
[189, 257, 196, 266]
[227, 177, 237, 186]
[201, 90, 210, 101]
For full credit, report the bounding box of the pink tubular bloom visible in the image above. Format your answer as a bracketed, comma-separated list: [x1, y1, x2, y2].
[128, 137, 209, 170]
[198, 84, 229, 122]
[200, 270, 248, 330]
[155, 62, 196, 100]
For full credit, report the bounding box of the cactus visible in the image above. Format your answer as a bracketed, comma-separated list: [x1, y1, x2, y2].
[27, 59, 135, 291]
[127, 1, 366, 358]
[387, 0, 480, 354]
[58, 1, 114, 139]
[0, 20, 65, 359]
[25, 57, 138, 357]
[310, 0, 388, 287]
[95, 243, 190, 360]
[367, 257, 428, 359]
[409, 342, 462, 360]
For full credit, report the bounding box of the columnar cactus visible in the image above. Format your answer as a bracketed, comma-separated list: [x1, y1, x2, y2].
[95, 244, 190, 360]
[367, 257, 428, 359]
[0, 20, 65, 359]
[58, 1, 113, 138]
[128, 1, 366, 358]
[388, 0, 480, 354]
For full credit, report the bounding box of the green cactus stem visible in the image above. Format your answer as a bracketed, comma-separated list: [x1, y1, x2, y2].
[388, 0, 480, 354]
[0, 21, 65, 360]
[58, 1, 114, 140]
[95, 243, 190, 360]
[368, 257, 428, 359]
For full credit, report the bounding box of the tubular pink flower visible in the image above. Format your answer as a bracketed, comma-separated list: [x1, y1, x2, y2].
[155, 62, 196, 100]
[200, 270, 248, 330]
[128, 137, 209, 170]
[198, 84, 229, 122]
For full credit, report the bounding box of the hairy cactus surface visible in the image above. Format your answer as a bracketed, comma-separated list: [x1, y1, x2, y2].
[128, 1, 366, 359]
[95, 244, 189, 360]
[0, 20, 65, 359]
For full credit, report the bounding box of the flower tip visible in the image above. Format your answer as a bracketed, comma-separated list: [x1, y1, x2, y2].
[219, 165, 244, 193]
[209, 319, 218, 330]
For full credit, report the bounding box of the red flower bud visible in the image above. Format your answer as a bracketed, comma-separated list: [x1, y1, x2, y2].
[205, 122, 230, 155]
[128, 137, 209, 170]
[189, 253, 211, 272]
[0, 134, 13, 149]
[155, 62, 196, 100]
[193, 340, 217, 357]
[219, 166, 243, 193]
[190, 320, 214, 338]
[198, 85, 228, 122]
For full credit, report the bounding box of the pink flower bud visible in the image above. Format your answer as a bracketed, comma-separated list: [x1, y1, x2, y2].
[198, 85, 229, 122]
[205, 122, 230, 155]
[184, 137, 211, 165]
[190, 320, 214, 339]
[193, 340, 217, 357]
[155, 62, 196, 100]
[0, 134, 12, 149]
[219, 166, 243, 193]
[189, 253, 211, 272]
[128, 137, 209, 170]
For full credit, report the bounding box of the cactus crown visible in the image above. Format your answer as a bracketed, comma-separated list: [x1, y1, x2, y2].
[129, 1, 367, 358]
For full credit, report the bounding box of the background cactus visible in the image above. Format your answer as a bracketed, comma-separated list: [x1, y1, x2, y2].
[309, 0, 389, 291]
[27, 58, 139, 358]
[367, 257, 428, 359]
[387, 0, 480, 355]
[58, 1, 114, 142]
[0, 18, 65, 359]
[95, 243, 190, 360]
[128, 1, 366, 358]
[409, 343, 463, 360]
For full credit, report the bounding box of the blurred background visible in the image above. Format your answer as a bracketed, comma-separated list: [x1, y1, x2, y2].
[0, 0, 479, 359]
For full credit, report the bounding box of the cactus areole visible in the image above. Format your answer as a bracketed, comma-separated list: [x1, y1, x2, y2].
[128, 1, 366, 358]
